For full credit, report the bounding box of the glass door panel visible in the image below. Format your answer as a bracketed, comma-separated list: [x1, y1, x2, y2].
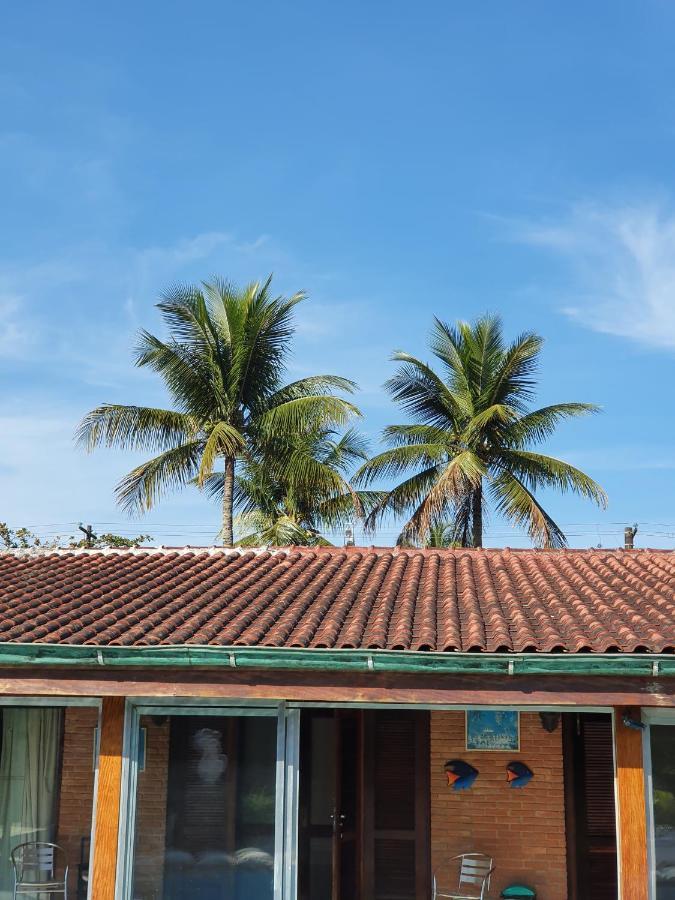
[0, 705, 97, 900]
[130, 712, 278, 900]
[651, 724, 675, 899]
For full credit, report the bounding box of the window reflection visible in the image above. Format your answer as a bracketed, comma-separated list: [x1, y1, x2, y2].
[651, 725, 675, 899]
[132, 714, 277, 900]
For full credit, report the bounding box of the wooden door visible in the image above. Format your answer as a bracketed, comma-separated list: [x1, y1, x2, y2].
[298, 710, 359, 900]
[299, 709, 430, 900]
[332, 710, 359, 899]
[362, 710, 430, 900]
[563, 712, 618, 900]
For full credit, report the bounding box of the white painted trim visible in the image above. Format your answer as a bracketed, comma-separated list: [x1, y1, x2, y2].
[283, 709, 300, 900]
[133, 704, 278, 716]
[0, 696, 100, 707]
[115, 702, 140, 900]
[129, 696, 279, 710]
[287, 700, 615, 712]
[642, 708, 675, 725]
[274, 703, 287, 900]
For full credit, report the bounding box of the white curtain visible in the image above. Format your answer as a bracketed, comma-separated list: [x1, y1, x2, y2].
[0, 709, 63, 899]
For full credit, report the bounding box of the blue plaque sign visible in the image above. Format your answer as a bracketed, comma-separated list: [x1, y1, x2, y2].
[466, 710, 520, 751]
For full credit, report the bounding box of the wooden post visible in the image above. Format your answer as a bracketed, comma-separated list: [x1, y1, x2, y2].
[614, 706, 649, 900]
[90, 696, 126, 900]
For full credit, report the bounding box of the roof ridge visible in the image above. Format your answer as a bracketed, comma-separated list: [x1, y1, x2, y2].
[0, 545, 672, 557]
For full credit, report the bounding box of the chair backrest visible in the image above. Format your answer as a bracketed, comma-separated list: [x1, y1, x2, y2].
[11, 842, 60, 882]
[458, 853, 493, 893]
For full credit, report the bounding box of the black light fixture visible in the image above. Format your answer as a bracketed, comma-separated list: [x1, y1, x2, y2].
[539, 711, 561, 733]
[622, 714, 646, 731]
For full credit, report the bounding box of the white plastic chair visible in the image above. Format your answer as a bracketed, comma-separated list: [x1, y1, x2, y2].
[432, 853, 494, 900]
[11, 842, 68, 899]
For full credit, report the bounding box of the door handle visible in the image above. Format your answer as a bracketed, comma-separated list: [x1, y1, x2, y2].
[329, 810, 346, 837]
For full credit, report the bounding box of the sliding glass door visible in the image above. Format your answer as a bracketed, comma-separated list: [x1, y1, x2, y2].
[649, 722, 675, 899]
[120, 705, 299, 900]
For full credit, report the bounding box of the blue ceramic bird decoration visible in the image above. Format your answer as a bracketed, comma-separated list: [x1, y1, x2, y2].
[444, 759, 479, 791]
[506, 761, 533, 788]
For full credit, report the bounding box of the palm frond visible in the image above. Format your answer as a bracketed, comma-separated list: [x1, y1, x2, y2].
[317, 490, 386, 528]
[257, 394, 361, 437]
[462, 404, 517, 445]
[319, 427, 370, 470]
[265, 375, 358, 407]
[133, 332, 219, 416]
[235, 514, 327, 548]
[486, 331, 543, 409]
[397, 450, 485, 541]
[498, 449, 608, 508]
[504, 403, 601, 446]
[428, 318, 473, 405]
[363, 464, 444, 529]
[115, 441, 204, 515]
[355, 444, 448, 486]
[386, 353, 462, 426]
[197, 422, 246, 485]
[490, 470, 567, 548]
[382, 424, 453, 447]
[75, 405, 196, 452]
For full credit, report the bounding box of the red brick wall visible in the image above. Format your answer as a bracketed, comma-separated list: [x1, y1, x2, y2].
[430, 711, 567, 900]
[56, 706, 98, 895]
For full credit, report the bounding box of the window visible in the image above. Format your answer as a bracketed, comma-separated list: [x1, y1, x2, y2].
[0, 703, 98, 900]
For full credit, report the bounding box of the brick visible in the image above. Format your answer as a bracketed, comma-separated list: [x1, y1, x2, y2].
[430, 711, 567, 900]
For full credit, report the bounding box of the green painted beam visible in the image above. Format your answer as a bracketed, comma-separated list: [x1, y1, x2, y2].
[0, 643, 671, 677]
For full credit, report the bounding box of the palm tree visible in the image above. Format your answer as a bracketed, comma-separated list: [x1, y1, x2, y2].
[356, 314, 607, 548]
[424, 519, 465, 548]
[203, 427, 381, 546]
[77, 277, 359, 546]
[394, 517, 466, 548]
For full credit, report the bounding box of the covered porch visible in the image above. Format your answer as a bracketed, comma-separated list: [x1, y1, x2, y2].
[0, 660, 665, 900]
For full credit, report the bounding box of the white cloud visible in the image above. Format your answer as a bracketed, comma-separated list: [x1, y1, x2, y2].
[512, 202, 675, 349]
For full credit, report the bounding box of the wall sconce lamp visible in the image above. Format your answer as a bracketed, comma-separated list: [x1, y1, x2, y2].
[622, 714, 646, 731]
[539, 711, 561, 733]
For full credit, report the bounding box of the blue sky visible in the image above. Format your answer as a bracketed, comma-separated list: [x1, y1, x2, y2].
[2, 1, 675, 548]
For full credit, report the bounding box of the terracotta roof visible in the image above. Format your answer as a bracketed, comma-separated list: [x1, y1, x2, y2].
[0, 546, 674, 653]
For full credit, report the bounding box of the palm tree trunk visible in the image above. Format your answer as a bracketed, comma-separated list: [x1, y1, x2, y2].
[222, 457, 235, 547]
[471, 481, 483, 548]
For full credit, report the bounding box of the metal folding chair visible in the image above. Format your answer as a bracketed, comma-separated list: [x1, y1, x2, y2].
[432, 852, 494, 900]
[11, 842, 68, 899]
